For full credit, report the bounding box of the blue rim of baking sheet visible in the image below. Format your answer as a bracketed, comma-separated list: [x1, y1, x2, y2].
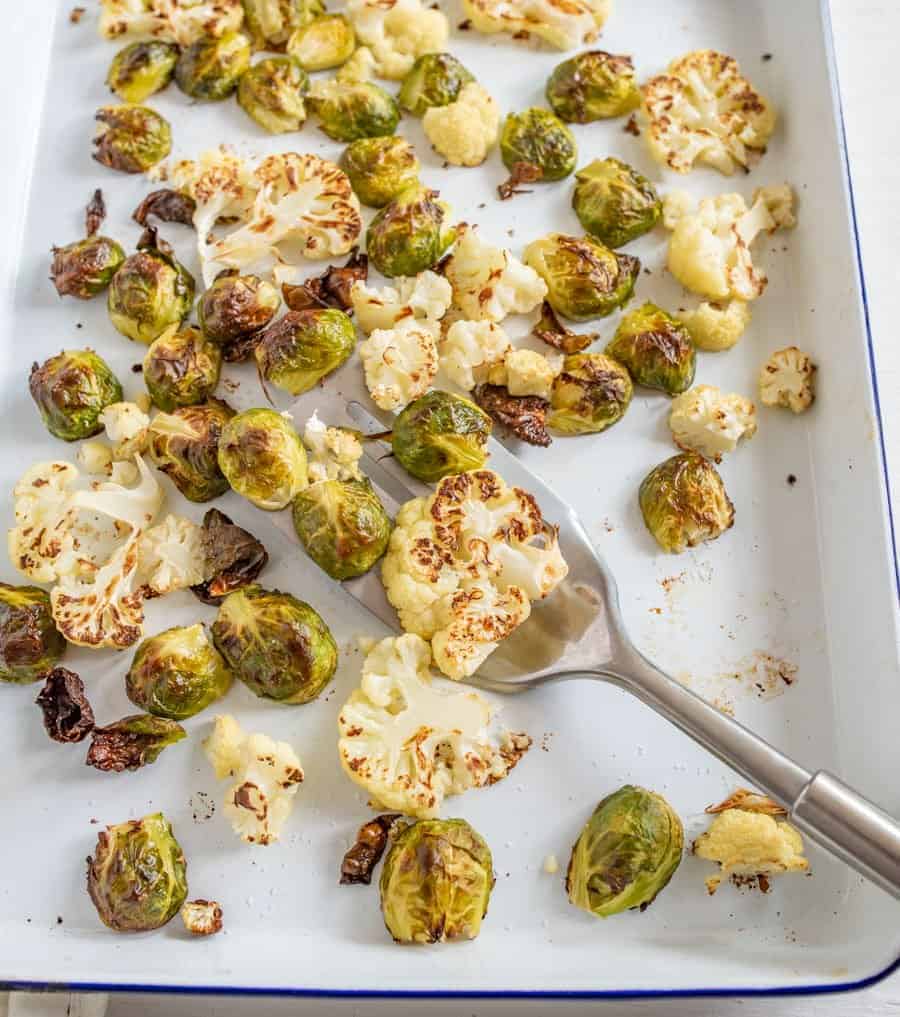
[5, 0, 900, 1001]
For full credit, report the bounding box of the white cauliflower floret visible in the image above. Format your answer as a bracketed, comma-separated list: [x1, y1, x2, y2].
[360, 319, 439, 411]
[136, 514, 205, 595]
[303, 412, 364, 483]
[204, 714, 304, 846]
[76, 442, 113, 477]
[669, 385, 757, 462]
[8, 462, 81, 582]
[486, 349, 564, 400]
[462, 0, 610, 50]
[677, 299, 751, 352]
[350, 271, 452, 335]
[99, 0, 244, 45]
[641, 50, 776, 175]
[758, 346, 816, 414]
[444, 229, 547, 322]
[337, 634, 530, 817]
[439, 320, 512, 391]
[100, 402, 150, 460]
[346, 0, 449, 80]
[109, 460, 140, 486]
[381, 470, 568, 679]
[752, 183, 796, 231]
[423, 84, 500, 168]
[662, 190, 693, 229]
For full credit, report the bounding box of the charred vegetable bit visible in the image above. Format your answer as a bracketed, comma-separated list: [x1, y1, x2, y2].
[35, 668, 94, 743]
[133, 189, 197, 228]
[181, 899, 223, 936]
[86, 715, 186, 772]
[533, 301, 596, 354]
[191, 508, 269, 606]
[85, 189, 107, 237]
[340, 813, 403, 885]
[281, 251, 368, 312]
[473, 384, 551, 447]
[0, 583, 67, 684]
[497, 161, 543, 201]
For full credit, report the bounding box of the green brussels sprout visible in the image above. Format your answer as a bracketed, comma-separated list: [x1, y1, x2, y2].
[237, 56, 309, 134]
[211, 585, 337, 703]
[341, 136, 420, 208]
[243, 0, 326, 48]
[499, 108, 577, 183]
[523, 233, 639, 321]
[287, 15, 355, 71]
[217, 407, 309, 510]
[51, 236, 126, 299]
[566, 785, 684, 918]
[107, 41, 179, 103]
[549, 353, 633, 435]
[29, 349, 123, 441]
[86, 714, 186, 772]
[308, 80, 399, 142]
[255, 309, 356, 396]
[148, 400, 234, 503]
[175, 30, 251, 100]
[198, 271, 281, 353]
[0, 584, 65, 684]
[143, 326, 222, 412]
[126, 624, 232, 720]
[572, 158, 662, 249]
[545, 50, 640, 123]
[380, 819, 494, 944]
[292, 478, 391, 579]
[391, 390, 491, 481]
[639, 452, 735, 554]
[398, 52, 475, 116]
[605, 303, 695, 395]
[366, 184, 456, 278]
[86, 813, 188, 932]
[93, 104, 172, 174]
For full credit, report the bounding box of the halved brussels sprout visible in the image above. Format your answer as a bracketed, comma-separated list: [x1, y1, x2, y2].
[148, 400, 234, 503]
[126, 624, 232, 720]
[243, 0, 326, 48]
[391, 390, 491, 482]
[237, 56, 309, 134]
[566, 785, 684, 918]
[86, 813, 187, 932]
[287, 15, 355, 71]
[545, 51, 639, 123]
[549, 353, 633, 435]
[93, 105, 172, 174]
[308, 80, 399, 142]
[639, 452, 735, 553]
[605, 303, 695, 395]
[572, 158, 662, 249]
[217, 407, 309, 510]
[143, 326, 222, 411]
[398, 52, 475, 116]
[523, 233, 639, 321]
[86, 715, 186, 772]
[366, 184, 455, 278]
[255, 309, 356, 396]
[0, 584, 65, 684]
[107, 41, 179, 103]
[380, 819, 494, 944]
[175, 30, 251, 100]
[51, 236, 126, 300]
[198, 271, 281, 355]
[211, 585, 337, 703]
[341, 136, 420, 209]
[29, 349, 123, 441]
[499, 108, 577, 183]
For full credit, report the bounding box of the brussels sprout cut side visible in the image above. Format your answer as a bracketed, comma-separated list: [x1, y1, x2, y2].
[238, 57, 310, 134]
[391, 390, 492, 482]
[255, 309, 356, 396]
[0, 584, 66, 684]
[287, 14, 356, 71]
[244, 0, 326, 48]
[148, 400, 234, 503]
[498, 108, 577, 200]
[199, 271, 281, 357]
[605, 302, 696, 395]
[218, 407, 309, 511]
[398, 53, 475, 116]
[175, 31, 251, 101]
[29, 349, 123, 441]
[93, 105, 172, 174]
[549, 353, 633, 435]
[107, 41, 178, 103]
[143, 325, 222, 411]
[366, 185, 456, 278]
[546, 51, 640, 123]
[572, 158, 662, 249]
[341, 137, 420, 209]
[308, 80, 400, 143]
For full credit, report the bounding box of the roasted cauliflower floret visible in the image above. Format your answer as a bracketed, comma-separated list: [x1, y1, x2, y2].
[439, 320, 512, 392]
[77, 441, 115, 476]
[640, 50, 776, 175]
[669, 385, 756, 463]
[350, 271, 453, 335]
[136, 514, 205, 596]
[302, 411, 364, 483]
[100, 0, 244, 46]
[661, 190, 693, 229]
[360, 319, 439, 411]
[462, 0, 610, 50]
[338, 633, 531, 817]
[752, 183, 796, 231]
[486, 349, 564, 401]
[346, 0, 449, 80]
[423, 84, 500, 168]
[100, 401, 150, 460]
[677, 299, 751, 352]
[758, 346, 816, 414]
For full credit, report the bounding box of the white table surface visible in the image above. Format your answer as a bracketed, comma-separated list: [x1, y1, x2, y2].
[4, 0, 899, 1014]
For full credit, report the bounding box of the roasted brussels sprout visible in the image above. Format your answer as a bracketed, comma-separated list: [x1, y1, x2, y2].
[566, 785, 684, 918]
[572, 158, 662, 249]
[390, 390, 491, 481]
[107, 41, 178, 103]
[605, 303, 695, 395]
[190, 508, 269, 605]
[545, 51, 639, 123]
[398, 52, 475, 116]
[86, 813, 188, 932]
[35, 668, 94, 743]
[366, 184, 455, 278]
[93, 105, 172, 174]
[133, 188, 197, 228]
[126, 624, 232, 720]
[86, 715, 186, 772]
[148, 400, 234, 502]
[499, 108, 577, 184]
[217, 407, 309, 510]
[211, 585, 338, 703]
[639, 452, 735, 554]
[341, 136, 420, 208]
[51, 236, 126, 300]
[29, 349, 123, 441]
[198, 271, 281, 354]
[308, 80, 399, 142]
[0, 584, 65, 684]
[143, 326, 222, 411]
[237, 56, 309, 134]
[523, 233, 639, 321]
[175, 30, 251, 100]
[287, 15, 355, 71]
[243, 0, 326, 48]
[549, 353, 633, 435]
[380, 819, 494, 944]
[255, 309, 356, 396]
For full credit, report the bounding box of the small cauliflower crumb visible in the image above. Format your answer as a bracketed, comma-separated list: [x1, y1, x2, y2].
[181, 899, 223, 936]
[423, 83, 500, 167]
[486, 349, 564, 401]
[758, 346, 816, 413]
[76, 441, 113, 476]
[543, 853, 559, 874]
[100, 402, 150, 459]
[107, 460, 139, 486]
[677, 299, 751, 352]
[669, 385, 757, 462]
[752, 183, 796, 231]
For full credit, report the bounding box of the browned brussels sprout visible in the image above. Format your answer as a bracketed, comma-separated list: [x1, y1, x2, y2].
[243, 0, 327, 48]
[341, 137, 420, 209]
[572, 158, 662, 249]
[51, 236, 126, 300]
[340, 813, 403, 885]
[217, 407, 309, 510]
[198, 271, 281, 354]
[398, 53, 474, 116]
[29, 349, 123, 441]
[605, 303, 695, 395]
[532, 300, 596, 354]
[175, 30, 251, 100]
[107, 41, 179, 103]
[255, 309, 356, 396]
[148, 400, 234, 502]
[0, 584, 66, 684]
[546, 51, 639, 123]
[143, 325, 222, 411]
[93, 105, 172, 174]
[366, 184, 455, 278]
[307, 79, 399, 142]
[281, 250, 368, 312]
[548, 353, 633, 435]
[390, 390, 491, 482]
[473, 384, 552, 448]
[86, 715, 186, 772]
[499, 108, 577, 184]
[237, 56, 309, 134]
[133, 189, 197, 229]
[287, 14, 355, 72]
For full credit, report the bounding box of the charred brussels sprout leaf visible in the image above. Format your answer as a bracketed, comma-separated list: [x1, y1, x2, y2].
[533, 300, 596, 354]
[143, 325, 222, 412]
[566, 785, 684, 917]
[398, 53, 474, 116]
[199, 272, 281, 351]
[572, 158, 662, 249]
[93, 105, 172, 174]
[308, 80, 399, 142]
[0, 584, 66, 684]
[340, 813, 403, 885]
[380, 819, 494, 944]
[191, 508, 269, 605]
[126, 624, 232, 720]
[639, 452, 735, 554]
[217, 407, 309, 510]
[148, 400, 234, 503]
[86, 813, 187, 932]
[282, 251, 368, 312]
[499, 108, 577, 185]
[341, 137, 420, 209]
[546, 51, 639, 123]
[211, 585, 338, 703]
[237, 56, 309, 134]
[133, 189, 197, 228]
[366, 184, 456, 278]
[86, 715, 186, 772]
[175, 30, 251, 100]
[244, 0, 326, 48]
[255, 309, 356, 396]
[287, 15, 355, 71]
[107, 41, 178, 103]
[473, 384, 552, 448]
[605, 303, 695, 395]
[391, 390, 491, 482]
[549, 353, 633, 435]
[85, 189, 107, 238]
[29, 349, 123, 441]
[35, 667, 94, 743]
[51, 236, 125, 300]
[108, 240, 196, 345]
